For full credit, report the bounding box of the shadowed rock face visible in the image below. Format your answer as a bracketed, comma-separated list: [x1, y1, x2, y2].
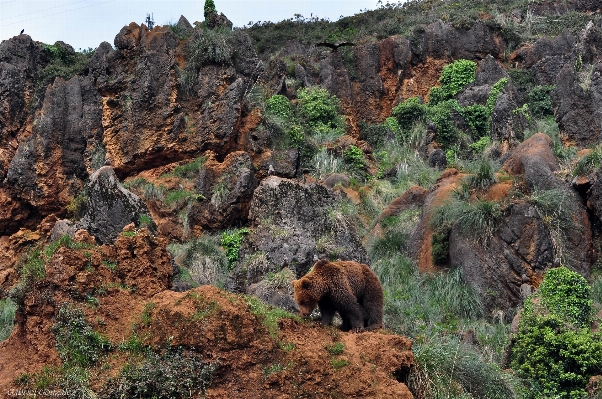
[227, 177, 368, 293]
[77, 166, 152, 244]
[188, 151, 258, 230]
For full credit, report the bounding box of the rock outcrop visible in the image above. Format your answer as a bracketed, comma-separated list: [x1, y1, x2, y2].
[227, 177, 368, 292]
[76, 166, 152, 244]
[410, 134, 592, 310]
[189, 151, 258, 230]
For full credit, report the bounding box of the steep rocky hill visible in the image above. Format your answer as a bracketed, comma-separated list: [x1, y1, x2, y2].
[1, 0, 602, 397]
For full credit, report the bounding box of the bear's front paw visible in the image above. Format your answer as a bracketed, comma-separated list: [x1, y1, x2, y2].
[352, 327, 365, 333]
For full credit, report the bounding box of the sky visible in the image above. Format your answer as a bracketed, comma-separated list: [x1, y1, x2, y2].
[0, 0, 403, 51]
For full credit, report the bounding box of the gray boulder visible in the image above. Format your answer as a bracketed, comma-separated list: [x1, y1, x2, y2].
[226, 176, 368, 292]
[77, 166, 152, 244]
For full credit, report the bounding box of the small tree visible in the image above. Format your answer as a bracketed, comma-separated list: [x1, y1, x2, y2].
[204, 0, 216, 19]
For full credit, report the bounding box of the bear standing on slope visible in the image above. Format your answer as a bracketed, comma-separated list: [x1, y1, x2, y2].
[292, 259, 384, 332]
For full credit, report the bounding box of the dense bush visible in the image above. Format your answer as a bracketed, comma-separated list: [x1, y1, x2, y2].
[265, 94, 294, 119]
[343, 145, 367, 173]
[528, 85, 555, 118]
[204, 0, 216, 18]
[438, 59, 477, 99]
[221, 228, 250, 270]
[459, 103, 489, 139]
[102, 347, 217, 398]
[426, 99, 459, 148]
[392, 97, 427, 131]
[511, 267, 602, 399]
[297, 86, 345, 135]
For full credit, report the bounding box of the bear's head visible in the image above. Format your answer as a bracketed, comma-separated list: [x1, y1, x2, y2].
[292, 278, 319, 317]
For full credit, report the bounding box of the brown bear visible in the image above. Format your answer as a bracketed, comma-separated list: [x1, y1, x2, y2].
[292, 259, 384, 332]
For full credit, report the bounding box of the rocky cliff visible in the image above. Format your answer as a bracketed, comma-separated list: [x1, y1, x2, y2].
[1, 1, 602, 397]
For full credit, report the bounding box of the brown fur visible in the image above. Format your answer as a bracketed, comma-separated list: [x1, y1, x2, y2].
[292, 259, 384, 332]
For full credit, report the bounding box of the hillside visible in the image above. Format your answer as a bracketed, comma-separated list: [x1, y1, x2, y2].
[1, 0, 602, 397]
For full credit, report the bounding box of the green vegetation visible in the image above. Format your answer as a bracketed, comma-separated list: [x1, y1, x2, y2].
[170, 233, 230, 289]
[464, 157, 499, 190]
[326, 342, 345, 355]
[52, 303, 111, 368]
[180, 25, 234, 94]
[527, 85, 555, 118]
[430, 196, 503, 243]
[102, 346, 217, 399]
[437, 59, 477, 101]
[343, 145, 367, 173]
[221, 228, 250, 270]
[573, 144, 602, 176]
[244, 295, 301, 338]
[172, 156, 208, 179]
[0, 298, 17, 341]
[204, 0, 216, 19]
[262, 87, 349, 171]
[511, 267, 602, 398]
[34, 43, 93, 107]
[330, 358, 349, 369]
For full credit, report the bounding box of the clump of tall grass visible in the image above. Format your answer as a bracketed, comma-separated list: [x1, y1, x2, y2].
[430, 197, 503, 242]
[409, 335, 522, 399]
[178, 234, 229, 288]
[0, 298, 17, 341]
[464, 157, 499, 190]
[573, 144, 602, 176]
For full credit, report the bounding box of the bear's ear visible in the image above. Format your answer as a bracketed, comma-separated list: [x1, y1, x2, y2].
[313, 259, 330, 269]
[300, 279, 311, 290]
[291, 279, 298, 288]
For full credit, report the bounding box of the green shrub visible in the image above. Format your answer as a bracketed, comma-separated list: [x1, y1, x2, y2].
[539, 267, 592, 327]
[204, 0, 216, 18]
[438, 59, 477, 99]
[431, 230, 450, 265]
[221, 228, 250, 270]
[528, 85, 555, 118]
[265, 95, 293, 120]
[52, 303, 111, 368]
[103, 346, 217, 399]
[392, 97, 427, 131]
[511, 267, 602, 399]
[297, 86, 345, 135]
[469, 136, 491, 154]
[426, 99, 458, 147]
[343, 145, 366, 173]
[459, 104, 490, 139]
